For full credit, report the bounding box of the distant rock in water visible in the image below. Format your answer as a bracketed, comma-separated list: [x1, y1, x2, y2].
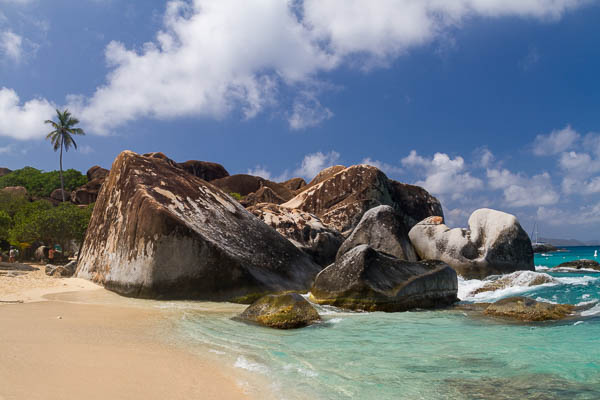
[554, 259, 600, 271]
[177, 160, 229, 182]
[0, 167, 12, 177]
[484, 297, 575, 321]
[249, 203, 343, 267]
[239, 293, 321, 329]
[336, 205, 417, 262]
[76, 151, 321, 301]
[409, 209, 534, 279]
[532, 243, 557, 253]
[282, 164, 443, 234]
[310, 245, 458, 312]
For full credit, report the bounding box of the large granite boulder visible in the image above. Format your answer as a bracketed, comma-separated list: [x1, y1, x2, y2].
[248, 203, 343, 266]
[0, 186, 28, 198]
[337, 205, 417, 262]
[0, 167, 11, 177]
[178, 160, 229, 182]
[50, 188, 69, 202]
[408, 209, 534, 279]
[310, 245, 458, 312]
[280, 177, 307, 192]
[86, 166, 109, 181]
[76, 151, 321, 301]
[71, 178, 104, 205]
[282, 165, 442, 234]
[484, 297, 575, 322]
[212, 174, 293, 199]
[239, 293, 321, 329]
[241, 186, 287, 207]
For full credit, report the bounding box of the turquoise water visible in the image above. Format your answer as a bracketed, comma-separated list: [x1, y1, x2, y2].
[174, 247, 600, 399]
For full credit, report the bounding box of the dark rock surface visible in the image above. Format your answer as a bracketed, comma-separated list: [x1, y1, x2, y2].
[337, 205, 417, 262]
[76, 151, 321, 301]
[178, 160, 229, 182]
[484, 297, 575, 321]
[0, 167, 12, 177]
[532, 243, 558, 253]
[282, 165, 443, 234]
[409, 209, 534, 279]
[211, 174, 294, 203]
[310, 245, 458, 312]
[86, 166, 109, 181]
[239, 293, 321, 329]
[50, 188, 69, 202]
[280, 177, 307, 192]
[554, 259, 600, 271]
[241, 186, 287, 207]
[249, 203, 343, 267]
[71, 178, 104, 205]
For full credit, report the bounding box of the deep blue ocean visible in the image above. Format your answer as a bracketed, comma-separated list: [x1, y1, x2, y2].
[171, 247, 600, 399]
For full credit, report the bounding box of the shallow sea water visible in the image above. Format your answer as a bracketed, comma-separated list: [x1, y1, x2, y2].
[170, 246, 600, 399]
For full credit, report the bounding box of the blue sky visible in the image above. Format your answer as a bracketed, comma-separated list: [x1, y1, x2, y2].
[1, 0, 600, 240]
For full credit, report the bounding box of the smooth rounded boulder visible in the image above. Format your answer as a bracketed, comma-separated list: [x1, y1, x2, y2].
[76, 151, 321, 301]
[310, 245, 458, 312]
[239, 293, 321, 329]
[336, 205, 417, 262]
[408, 209, 534, 279]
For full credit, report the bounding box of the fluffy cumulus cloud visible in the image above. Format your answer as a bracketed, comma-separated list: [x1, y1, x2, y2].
[0, 88, 55, 140]
[247, 150, 340, 182]
[486, 168, 559, 207]
[62, 0, 588, 134]
[361, 157, 403, 178]
[0, 30, 23, 62]
[401, 150, 483, 199]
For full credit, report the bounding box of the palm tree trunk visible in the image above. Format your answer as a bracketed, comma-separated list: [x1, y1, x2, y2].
[59, 136, 65, 202]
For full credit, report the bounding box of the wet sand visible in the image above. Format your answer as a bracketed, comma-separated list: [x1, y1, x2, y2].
[0, 264, 253, 400]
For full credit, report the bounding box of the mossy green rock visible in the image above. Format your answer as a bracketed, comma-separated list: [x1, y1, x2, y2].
[240, 293, 321, 329]
[484, 297, 575, 321]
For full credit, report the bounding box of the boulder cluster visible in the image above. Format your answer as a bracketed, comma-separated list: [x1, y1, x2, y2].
[63, 150, 540, 328]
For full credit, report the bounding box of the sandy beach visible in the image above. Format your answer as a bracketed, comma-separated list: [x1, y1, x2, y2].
[0, 263, 253, 400]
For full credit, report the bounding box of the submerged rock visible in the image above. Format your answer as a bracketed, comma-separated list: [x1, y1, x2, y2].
[469, 271, 557, 296]
[310, 245, 458, 312]
[484, 297, 575, 321]
[76, 151, 321, 301]
[282, 164, 443, 234]
[408, 209, 534, 279]
[248, 203, 343, 267]
[239, 293, 321, 329]
[336, 205, 417, 262]
[554, 259, 600, 271]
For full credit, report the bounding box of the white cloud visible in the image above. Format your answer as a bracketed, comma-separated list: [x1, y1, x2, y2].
[532, 125, 579, 156]
[0, 87, 55, 140]
[487, 168, 559, 207]
[65, 0, 589, 133]
[538, 202, 600, 226]
[0, 30, 23, 62]
[246, 165, 272, 181]
[361, 158, 403, 177]
[402, 150, 483, 198]
[295, 150, 340, 180]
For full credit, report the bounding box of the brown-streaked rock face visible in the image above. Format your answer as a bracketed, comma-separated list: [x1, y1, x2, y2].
[76, 151, 321, 301]
[177, 160, 229, 182]
[71, 178, 104, 205]
[248, 203, 344, 267]
[0, 168, 12, 177]
[86, 166, 109, 181]
[241, 186, 287, 207]
[281, 164, 443, 234]
[408, 209, 534, 279]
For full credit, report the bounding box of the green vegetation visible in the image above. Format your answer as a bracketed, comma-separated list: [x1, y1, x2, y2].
[45, 109, 86, 202]
[229, 192, 243, 201]
[0, 191, 92, 253]
[0, 166, 86, 198]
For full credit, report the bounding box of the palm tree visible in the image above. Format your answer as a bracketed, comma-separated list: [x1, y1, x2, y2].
[45, 109, 85, 202]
